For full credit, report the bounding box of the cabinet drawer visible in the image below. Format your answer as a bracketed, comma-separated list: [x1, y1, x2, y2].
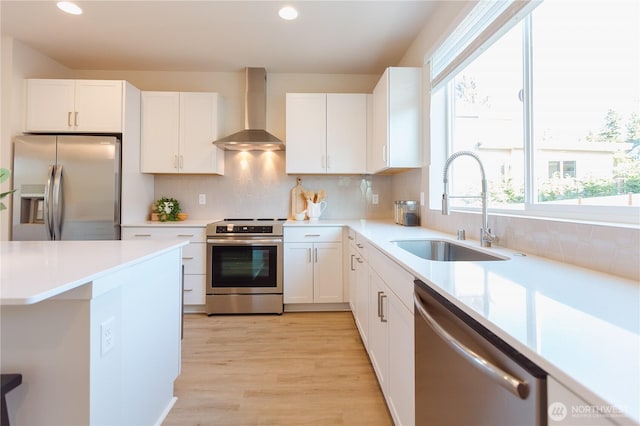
[122, 226, 205, 242]
[354, 233, 370, 259]
[369, 245, 414, 313]
[181, 242, 205, 274]
[284, 226, 343, 243]
[183, 274, 205, 305]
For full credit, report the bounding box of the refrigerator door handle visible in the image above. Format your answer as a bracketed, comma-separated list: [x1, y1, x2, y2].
[44, 165, 56, 240]
[52, 165, 64, 240]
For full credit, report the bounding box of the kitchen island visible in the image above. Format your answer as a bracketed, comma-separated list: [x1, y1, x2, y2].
[0, 240, 187, 425]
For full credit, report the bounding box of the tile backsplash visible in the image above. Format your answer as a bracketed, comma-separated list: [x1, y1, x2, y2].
[422, 208, 640, 282]
[154, 150, 393, 221]
[153, 151, 639, 282]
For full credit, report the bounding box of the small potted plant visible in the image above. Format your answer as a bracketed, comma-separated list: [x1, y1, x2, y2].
[0, 168, 16, 211]
[153, 196, 181, 222]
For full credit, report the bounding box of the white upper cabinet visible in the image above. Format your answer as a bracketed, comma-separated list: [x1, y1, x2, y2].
[25, 79, 123, 133]
[368, 67, 422, 173]
[141, 91, 224, 175]
[286, 93, 367, 174]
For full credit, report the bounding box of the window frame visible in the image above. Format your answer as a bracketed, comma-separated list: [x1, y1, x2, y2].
[428, 7, 640, 226]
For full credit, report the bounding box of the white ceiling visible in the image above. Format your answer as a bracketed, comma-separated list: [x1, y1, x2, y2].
[1, 1, 441, 75]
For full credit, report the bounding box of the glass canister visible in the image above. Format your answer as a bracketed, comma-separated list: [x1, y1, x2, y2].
[394, 200, 419, 226]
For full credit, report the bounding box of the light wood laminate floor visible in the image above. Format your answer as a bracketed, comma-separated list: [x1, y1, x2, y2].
[163, 312, 393, 426]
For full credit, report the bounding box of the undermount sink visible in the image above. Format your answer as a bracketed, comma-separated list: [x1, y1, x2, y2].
[390, 239, 508, 262]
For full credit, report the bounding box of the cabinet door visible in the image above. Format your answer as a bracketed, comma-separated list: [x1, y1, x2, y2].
[285, 93, 327, 174]
[547, 376, 617, 425]
[387, 290, 415, 426]
[347, 241, 358, 311]
[74, 80, 123, 132]
[387, 68, 421, 169]
[326, 94, 367, 174]
[369, 71, 389, 173]
[283, 242, 314, 303]
[25, 79, 75, 132]
[183, 274, 206, 305]
[313, 242, 343, 303]
[141, 92, 180, 173]
[354, 253, 370, 345]
[179, 92, 224, 174]
[368, 271, 389, 392]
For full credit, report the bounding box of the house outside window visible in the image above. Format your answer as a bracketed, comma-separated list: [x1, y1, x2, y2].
[430, 0, 640, 222]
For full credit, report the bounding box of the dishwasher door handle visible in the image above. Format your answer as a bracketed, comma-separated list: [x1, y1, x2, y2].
[413, 293, 529, 399]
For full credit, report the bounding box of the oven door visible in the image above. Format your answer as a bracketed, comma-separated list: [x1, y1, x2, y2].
[206, 238, 283, 295]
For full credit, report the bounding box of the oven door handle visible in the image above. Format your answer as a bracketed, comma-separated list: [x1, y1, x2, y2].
[207, 238, 283, 245]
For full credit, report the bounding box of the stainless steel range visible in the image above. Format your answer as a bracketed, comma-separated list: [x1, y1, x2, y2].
[206, 218, 285, 314]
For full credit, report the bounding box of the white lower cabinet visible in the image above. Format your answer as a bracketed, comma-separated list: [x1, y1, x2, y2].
[283, 227, 344, 305]
[547, 376, 617, 425]
[348, 232, 415, 426]
[348, 231, 370, 345]
[368, 270, 389, 391]
[121, 226, 206, 310]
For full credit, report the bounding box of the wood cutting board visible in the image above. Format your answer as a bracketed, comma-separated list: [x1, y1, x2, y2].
[290, 178, 306, 219]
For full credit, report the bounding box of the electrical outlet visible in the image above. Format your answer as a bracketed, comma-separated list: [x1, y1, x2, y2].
[198, 194, 206, 205]
[101, 317, 115, 356]
[372, 194, 379, 205]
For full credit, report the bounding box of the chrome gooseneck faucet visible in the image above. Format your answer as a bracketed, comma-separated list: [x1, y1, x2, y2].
[442, 151, 494, 247]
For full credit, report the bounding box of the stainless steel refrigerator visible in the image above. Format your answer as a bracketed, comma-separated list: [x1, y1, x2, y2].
[12, 135, 121, 241]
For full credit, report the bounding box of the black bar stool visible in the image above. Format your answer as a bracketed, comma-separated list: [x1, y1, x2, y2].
[1, 374, 22, 426]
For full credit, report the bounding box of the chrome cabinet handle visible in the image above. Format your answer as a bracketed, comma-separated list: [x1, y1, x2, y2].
[67, 112, 73, 127]
[133, 233, 152, 237]
[413, 293, 529, 399]
[314, 247, 318, 263]
[182, 256, 194, 260]
[356, 243, 364, 249]
[177, 234, 194, 237]
[356, 257, 363, 264]
[350, 254, 355, 271]
[179, 155, 184, 168]
[380, 293, 387, 322]
[348, 235, 354, 241]
[305, 234, 321, 237]
[307, 248, 312, 263]
[377, 291, 383, 318]
[173, 155, 178, 169]
[74, 111, 79, 126]
[183, 288, 193, 292]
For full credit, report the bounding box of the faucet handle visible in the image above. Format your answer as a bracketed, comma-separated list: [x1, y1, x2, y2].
[481, 227, 495, 247]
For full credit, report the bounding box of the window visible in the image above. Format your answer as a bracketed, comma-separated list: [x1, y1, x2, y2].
[548, 161, 576, 179]
[430, 0, 640, 222]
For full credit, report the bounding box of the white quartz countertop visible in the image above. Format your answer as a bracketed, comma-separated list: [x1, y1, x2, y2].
[0, 240, 188, 305]
[285, 219, 640, 424]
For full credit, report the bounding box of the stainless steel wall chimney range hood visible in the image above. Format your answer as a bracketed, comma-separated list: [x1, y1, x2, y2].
[213, 67, 284, 151]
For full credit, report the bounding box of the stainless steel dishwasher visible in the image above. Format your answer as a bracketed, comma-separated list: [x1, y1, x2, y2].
[414, 279, 547, 426]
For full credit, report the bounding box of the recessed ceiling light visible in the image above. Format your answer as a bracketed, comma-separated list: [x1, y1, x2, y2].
[278, 6, 298, 21]
[57, 1, 83, 15]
